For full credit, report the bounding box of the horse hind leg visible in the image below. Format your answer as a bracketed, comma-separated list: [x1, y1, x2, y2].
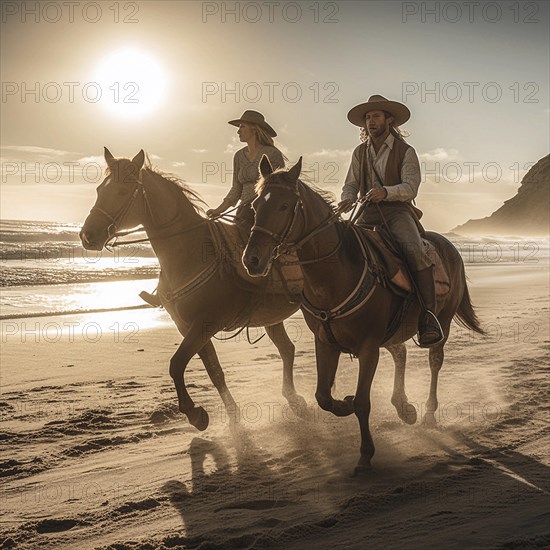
[265, 323, 308, 416]
[423, 342, 445, 428]
[353, 344, 380, 475]
[386, 343, 417, 425]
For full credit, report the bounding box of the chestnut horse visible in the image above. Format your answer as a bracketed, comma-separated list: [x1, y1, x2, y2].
[243, 156, 484, 475]
[80, 149, 307, 430]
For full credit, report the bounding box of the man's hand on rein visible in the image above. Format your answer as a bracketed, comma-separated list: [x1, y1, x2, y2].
[337, 198, 355, 213]
[365, 187, 388, 203]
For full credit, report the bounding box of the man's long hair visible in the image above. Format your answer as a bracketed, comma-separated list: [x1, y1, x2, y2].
[359, 110, 410, 143]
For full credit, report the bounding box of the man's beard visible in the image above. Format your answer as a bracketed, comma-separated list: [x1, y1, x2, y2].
[368, 124, 388, 139]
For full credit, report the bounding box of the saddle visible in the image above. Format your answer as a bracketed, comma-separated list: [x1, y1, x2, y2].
[354, 226, 450, 297]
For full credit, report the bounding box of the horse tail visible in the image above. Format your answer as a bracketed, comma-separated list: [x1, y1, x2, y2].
[454, 273, 485, 335]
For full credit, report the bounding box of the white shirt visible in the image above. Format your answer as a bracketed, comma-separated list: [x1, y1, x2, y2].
[341, 133, 421, 203]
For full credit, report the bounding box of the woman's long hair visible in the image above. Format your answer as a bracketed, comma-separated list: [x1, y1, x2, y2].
[254, 125, 275, 147]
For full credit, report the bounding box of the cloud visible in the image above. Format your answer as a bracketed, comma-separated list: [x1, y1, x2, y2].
[77, 156, 106, 165]
[275, 141, 291, 159]
[172, 161, 186, 167]
[192, 148, 208, 153]
[224, 136, 242, 155]
[419, 147, 460, 162]
[311, 148, 352, 158]
[277, 123, 290, 135]
[1, 145, 76, 157]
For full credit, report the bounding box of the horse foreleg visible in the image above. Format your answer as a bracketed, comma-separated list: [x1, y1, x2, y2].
[353, 343, 380, 475]
[265, 323, 307, 415]
[314, 335, 354, 417]
[170, 322, 217, 431]
[386, 343, 417, 425]
[197, 340, 238, 419]
[423, 343, 444, 427]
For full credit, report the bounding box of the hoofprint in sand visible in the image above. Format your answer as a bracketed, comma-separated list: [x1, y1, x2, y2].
[1, 261, 548, 549]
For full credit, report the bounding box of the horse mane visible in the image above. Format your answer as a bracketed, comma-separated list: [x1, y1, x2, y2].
[106, 154, 206, 215]
[256, 165, 362, 265]
[256, 169, 337, 210]
[144, 167, 207, 216]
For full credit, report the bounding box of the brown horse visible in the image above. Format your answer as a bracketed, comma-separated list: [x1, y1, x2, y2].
[80, 148, 307, 430]
[243, 156, 484, 475]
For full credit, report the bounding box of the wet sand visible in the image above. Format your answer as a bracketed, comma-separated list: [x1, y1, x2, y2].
[1, 261, 549, 549]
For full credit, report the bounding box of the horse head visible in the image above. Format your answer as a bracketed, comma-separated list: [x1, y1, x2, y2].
[243, 155, 303, 277]
[80, 147, 147, 250]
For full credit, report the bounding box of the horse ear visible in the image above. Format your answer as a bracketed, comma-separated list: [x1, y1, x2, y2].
[287, 156, 303, 183]
[104, 147, 115, 167]
[259, 154, 273, 178]
[131, 149, 145, 170]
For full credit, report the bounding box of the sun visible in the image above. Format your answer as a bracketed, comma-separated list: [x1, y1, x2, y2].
[94, 48, 167, 118]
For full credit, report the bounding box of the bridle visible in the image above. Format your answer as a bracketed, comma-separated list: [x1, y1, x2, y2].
[250, 180, 343, 263]
[90, 174, 144, 242]
[250, 183, 302, 257]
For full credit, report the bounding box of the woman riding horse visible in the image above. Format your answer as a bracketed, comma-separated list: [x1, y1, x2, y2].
[140, 110, 285, 307]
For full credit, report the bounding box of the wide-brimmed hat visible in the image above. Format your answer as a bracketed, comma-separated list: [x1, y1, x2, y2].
[347, 95, 411, 127]
[228, 110, 277, 137]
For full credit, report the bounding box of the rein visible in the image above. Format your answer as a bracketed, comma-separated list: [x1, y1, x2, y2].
[99, 171, 208, 249]
[251, 181, 348, 265]
[91, 182, 142, 246]
[108, 218, 207, 247]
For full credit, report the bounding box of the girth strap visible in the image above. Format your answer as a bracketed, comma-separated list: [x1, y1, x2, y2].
[300, 224, 414, 353]
[160, 224, 222, 304]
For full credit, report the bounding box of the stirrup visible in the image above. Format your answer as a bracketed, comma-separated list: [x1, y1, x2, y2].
[139, 290, 162, 308]
[416, 310, 444, 348]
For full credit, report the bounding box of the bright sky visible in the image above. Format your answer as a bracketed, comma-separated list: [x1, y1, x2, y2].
[1, 0, 548, 231]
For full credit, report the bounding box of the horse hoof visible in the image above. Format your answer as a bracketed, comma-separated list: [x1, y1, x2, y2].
[398, 403, 418, 425]
[422, 412, 437, 428]
[332, 395, 355, 417]
[287, 394, 309, 419]
[352, 462, 373, 477]
[187, 407, 209, 431]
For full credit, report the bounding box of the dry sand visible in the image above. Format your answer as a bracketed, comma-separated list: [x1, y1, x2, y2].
[1, 260, 549, 549]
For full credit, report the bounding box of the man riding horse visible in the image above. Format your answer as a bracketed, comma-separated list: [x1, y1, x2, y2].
[338, 94, 444, 348]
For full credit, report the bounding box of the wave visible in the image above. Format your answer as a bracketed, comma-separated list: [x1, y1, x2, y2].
[0, 241, 156, 261]
[0, 219, 155, 263]
[0, 304, 152, 321]
[0, 219, 83, 243]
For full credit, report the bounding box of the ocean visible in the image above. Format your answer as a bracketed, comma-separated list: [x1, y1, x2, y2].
[0, 219, 160, 319]
[0, 219, 548, 319]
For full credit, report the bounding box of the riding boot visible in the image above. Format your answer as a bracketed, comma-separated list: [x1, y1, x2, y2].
[139, 290, 162, 308]
[413, 266, 444, 348]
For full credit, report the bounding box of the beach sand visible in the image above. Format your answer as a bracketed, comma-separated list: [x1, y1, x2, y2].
[1, 260, 549, 549]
